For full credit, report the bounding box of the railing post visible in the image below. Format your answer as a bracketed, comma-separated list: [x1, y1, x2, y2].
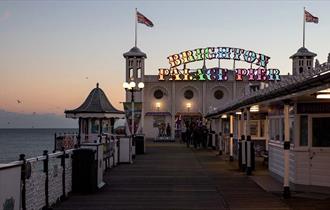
[54, 133, 57, 152]
[19, 154, 26, 210]
[60, 147, 66, 200]
[42, 150, 50, 210]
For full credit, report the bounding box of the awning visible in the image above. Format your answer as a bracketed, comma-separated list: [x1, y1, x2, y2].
[145, 112, 172, 116]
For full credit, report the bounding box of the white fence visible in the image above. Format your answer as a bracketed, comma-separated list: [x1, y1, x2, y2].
[0, 134, 130, 210]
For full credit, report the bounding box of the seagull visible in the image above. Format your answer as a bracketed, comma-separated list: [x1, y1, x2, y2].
[17, 100, 22, 104]
[85, 77, 89, 79]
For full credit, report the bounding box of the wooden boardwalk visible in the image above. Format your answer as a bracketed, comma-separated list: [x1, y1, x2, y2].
[55, 142, 290, 210]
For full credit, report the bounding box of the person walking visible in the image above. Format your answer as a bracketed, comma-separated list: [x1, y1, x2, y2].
[181, 122, 187, 144]
[166, 123, 171, 137]
[186, 122, 191, 148]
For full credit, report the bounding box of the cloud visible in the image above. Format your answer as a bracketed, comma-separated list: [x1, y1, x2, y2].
[0, 10, 11, 22]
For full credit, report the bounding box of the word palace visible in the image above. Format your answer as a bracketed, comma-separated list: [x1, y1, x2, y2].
[158, 68, 281, 81]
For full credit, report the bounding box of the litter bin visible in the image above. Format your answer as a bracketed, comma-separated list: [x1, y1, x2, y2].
[72, 148, 97, 193]
[134, 135, 145, 154]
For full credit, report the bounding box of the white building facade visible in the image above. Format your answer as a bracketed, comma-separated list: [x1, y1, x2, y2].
[123, 46, 276, 140]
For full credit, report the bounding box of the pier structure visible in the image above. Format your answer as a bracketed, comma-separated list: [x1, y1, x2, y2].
[206, 48, 330, 197]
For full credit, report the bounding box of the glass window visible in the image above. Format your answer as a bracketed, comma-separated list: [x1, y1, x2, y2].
[91, 119, 100, 134]
[312, 117, 330, 147]
[250, 120, 258, 137]
[154, 89, 164, 99]
[300, 115, 308, 146]
[260, 120, 265, 137]
[214, 90, 224, 100]
[184, 90, 194, 99]
[289, 117, 294, 143]
[102, 120, 110, 133]
[137, 68, 141, 78]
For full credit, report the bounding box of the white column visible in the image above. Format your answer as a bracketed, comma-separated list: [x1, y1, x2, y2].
[283, 102, 291, 198]
[229, 114, 234, 161]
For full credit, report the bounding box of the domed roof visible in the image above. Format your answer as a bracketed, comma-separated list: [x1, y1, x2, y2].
[65, 83, 124, 115]
[123, 46, 147, 58]
[290, 47, 317, 59]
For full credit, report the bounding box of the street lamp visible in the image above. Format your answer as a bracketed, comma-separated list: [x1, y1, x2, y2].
[123, 81, 144, 136]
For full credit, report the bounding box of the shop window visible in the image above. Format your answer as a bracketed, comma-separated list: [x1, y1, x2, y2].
[289, 116, 294, 143]
[312, 117, 330, 147]
[184, 90, 194, 100]
[214, 90, 224, 100]
[300, 115, 308, 146]
[269, 117, 284, 141]
[154, 89, 164, 99]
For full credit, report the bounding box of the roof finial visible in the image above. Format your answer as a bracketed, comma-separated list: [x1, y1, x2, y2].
[96, 83, 99, 88]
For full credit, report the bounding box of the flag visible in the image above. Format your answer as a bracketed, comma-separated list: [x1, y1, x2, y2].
[137, 11, 154, 27]
[305, 10, 319, 23]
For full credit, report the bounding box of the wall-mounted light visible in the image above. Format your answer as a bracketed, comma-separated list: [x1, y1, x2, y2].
[235, 111, 242, 115]
[250, 105, 259, 112]
[156, 102, 161, 111]
[186, 103, 191, 112]
[316, 88, 330, 99]
[221, 114, 227, 119]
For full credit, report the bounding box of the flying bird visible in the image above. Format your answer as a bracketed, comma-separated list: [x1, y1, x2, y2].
[17, 100, 22, 104]
[85, 77, 89, 79]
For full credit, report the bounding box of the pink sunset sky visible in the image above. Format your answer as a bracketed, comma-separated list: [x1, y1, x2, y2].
[1, 1, 330, 118]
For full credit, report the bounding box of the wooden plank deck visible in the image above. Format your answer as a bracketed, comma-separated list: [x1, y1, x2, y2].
[55, 142, 290, 210]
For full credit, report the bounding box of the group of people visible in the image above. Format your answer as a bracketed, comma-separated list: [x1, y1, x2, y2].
[181, 121, 209, 149]
[158, 122, 172, 137]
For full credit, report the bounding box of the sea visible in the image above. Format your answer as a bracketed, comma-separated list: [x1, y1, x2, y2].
[0, 128, 78, 163]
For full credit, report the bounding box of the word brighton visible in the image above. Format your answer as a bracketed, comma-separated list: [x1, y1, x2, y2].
[168, 47, 270, 68]
[158, 68, 281, 81]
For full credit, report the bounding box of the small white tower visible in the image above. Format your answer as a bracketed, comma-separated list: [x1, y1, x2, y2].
[123, 47, 147, 102]
[290, 47, 317, 75]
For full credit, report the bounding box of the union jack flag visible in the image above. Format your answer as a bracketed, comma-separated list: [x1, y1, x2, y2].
[137, 11, 154, 27]
[305, 10, 319, 24]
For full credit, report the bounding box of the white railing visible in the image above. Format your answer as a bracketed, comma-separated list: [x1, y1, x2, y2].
[0, 133, 129, 210]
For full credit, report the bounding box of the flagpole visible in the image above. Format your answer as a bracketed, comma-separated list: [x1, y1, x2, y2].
[303, 7, 306, 47]
[135, 8, 137, 47]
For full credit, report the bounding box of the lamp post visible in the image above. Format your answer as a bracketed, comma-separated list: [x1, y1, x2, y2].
[123, 81, 144, 136]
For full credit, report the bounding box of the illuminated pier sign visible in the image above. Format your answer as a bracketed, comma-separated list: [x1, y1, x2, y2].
[158, 68, 280, 81]
[168, 47, 270, 68]
[158, 47, 281, 81]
